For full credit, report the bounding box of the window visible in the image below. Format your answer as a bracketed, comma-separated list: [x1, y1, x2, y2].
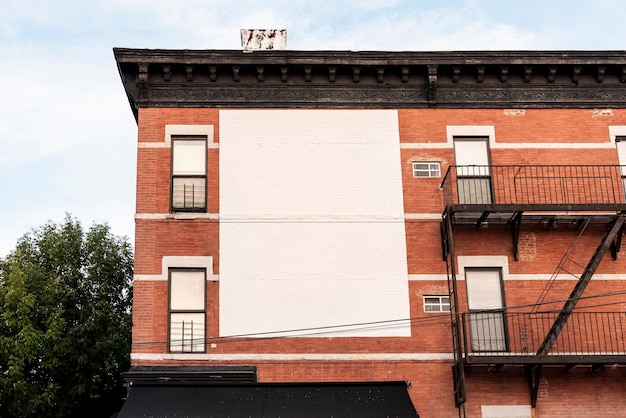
[423, 295, 451, 312]
[171, 136, 207, 212]
[453, 137, 493, 204]
[169, 269, 206, 353]
[465, 268, 507, 352]
[616, 136, 626, 200]
[412, 161, 441, 178]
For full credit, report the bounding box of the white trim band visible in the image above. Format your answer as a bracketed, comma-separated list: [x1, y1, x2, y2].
[131, 352, 455, 361]
[135, 213, 220, 220]
[134, 256, 218, 281]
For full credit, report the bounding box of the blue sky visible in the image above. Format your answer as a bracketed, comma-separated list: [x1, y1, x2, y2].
[1, 0, 626, 257]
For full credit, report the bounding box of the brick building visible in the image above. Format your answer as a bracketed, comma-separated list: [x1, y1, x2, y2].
[114, 46, 626, 417]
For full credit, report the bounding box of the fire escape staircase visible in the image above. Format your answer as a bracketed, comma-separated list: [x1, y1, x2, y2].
[526, 213, 626, 407]
[442, 207, 466, 409]
[439, 164, 626, 411]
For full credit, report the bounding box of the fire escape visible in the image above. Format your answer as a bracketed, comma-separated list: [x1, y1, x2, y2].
[440, 165, 626, 411]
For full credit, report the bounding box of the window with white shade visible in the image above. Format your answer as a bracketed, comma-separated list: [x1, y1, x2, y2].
[615, 136, 626, 200]
[465, 268, 507, 352]
[453, 137, 492, 204]
[169, 269, 206, 353]
[171, 136, 207, 211]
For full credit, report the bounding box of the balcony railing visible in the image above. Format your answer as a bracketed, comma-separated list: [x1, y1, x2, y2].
[441, 165, 626, 208]
[459, 311, 626, 364]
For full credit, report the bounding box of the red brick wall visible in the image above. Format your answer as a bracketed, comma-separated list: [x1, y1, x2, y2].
[131, 107, 626, 417]
[134, 219, 219, 275]
[398, 108, 626, 144]
[138, 108, 220, 143]
[132, 278, 219, 353]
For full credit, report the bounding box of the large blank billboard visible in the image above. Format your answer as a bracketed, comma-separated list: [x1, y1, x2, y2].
[219, 110, 410, 337]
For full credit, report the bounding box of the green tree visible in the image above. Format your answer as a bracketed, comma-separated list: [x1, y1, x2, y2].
[0, 215, 133, 417]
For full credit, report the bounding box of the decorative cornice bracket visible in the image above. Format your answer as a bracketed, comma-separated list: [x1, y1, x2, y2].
[572, 67, 581, 84]
[428, 65, 438, 105]
[401, 67, 410, 83]
[256, 66, 265, 82]
[452, 66, 461, 83]
[352, 66, 361, 83]
[162, 65, 171, 82]
[328, 67, 337, 82]
[597, 66, 606, 83]
[185, 65, 193, 82]
[231, 66, 240, 82]
[500, 66, 509, 83]
[280, 66, 289, 82]
[476, 66, 485, 83]
[137, 63, 148, 101]
[548, 67, 557, 83]
[377, 67, 385, 83]
[524, 66, 533, 83]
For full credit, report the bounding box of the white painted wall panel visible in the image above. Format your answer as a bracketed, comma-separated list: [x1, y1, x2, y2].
[219, 110, 410, 337]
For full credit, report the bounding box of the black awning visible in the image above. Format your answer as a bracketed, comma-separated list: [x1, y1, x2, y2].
[117, 381, 419, 418]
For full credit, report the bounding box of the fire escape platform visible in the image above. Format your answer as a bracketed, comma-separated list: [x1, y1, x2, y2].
[453, 309, 626, 369]
[447, 204, 626, 225]
[441, 164, 626, 222]
[448, 203, 626, 215]
[465, 354, 626, 366]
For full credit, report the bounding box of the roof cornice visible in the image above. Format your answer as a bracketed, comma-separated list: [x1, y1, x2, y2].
[113, 48, 626, 122]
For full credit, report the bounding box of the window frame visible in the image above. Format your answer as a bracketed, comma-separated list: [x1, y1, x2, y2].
[170, 135, 208, 213]
[464, 267, 509, 352]
[412, 161, 441, 178]
[610, 128, 626, 201]
[168, 268, 207, 353]
[423, 295, 451, 312]
[453, 136, 494, 204]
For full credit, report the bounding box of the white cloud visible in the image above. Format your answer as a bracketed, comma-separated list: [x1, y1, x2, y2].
[1, 0, 626, 258]
[283, 6, 538, 51]
[0, 202, 135, 258]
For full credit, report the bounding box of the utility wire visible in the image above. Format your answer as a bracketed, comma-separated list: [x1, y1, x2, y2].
[132, 289, 626, 348]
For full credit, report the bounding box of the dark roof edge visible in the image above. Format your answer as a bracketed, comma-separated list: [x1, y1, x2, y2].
[112, 48, 626, 123]
[113, 48, 626, 64]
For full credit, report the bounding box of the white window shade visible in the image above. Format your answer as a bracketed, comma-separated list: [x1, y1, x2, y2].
[454, 139, 490, 176]
[617, 139, 626, 176]
[466, 269, 503, 310]
[170, 270, 205, 310]
[173, 139, 206, 175]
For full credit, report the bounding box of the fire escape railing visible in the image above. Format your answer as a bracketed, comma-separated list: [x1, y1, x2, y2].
[441, 164, 626, 411]
[459, 311, 626, 362]
[441, 165, 626, 207]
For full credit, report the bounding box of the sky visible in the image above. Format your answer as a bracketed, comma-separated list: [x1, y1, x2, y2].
[1, 0, 626, 257]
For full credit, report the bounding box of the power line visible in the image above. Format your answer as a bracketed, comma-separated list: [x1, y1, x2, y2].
[132, 289, 626, 348]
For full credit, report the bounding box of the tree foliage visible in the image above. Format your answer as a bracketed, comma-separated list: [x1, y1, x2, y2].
[0, 215, 133, 417]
